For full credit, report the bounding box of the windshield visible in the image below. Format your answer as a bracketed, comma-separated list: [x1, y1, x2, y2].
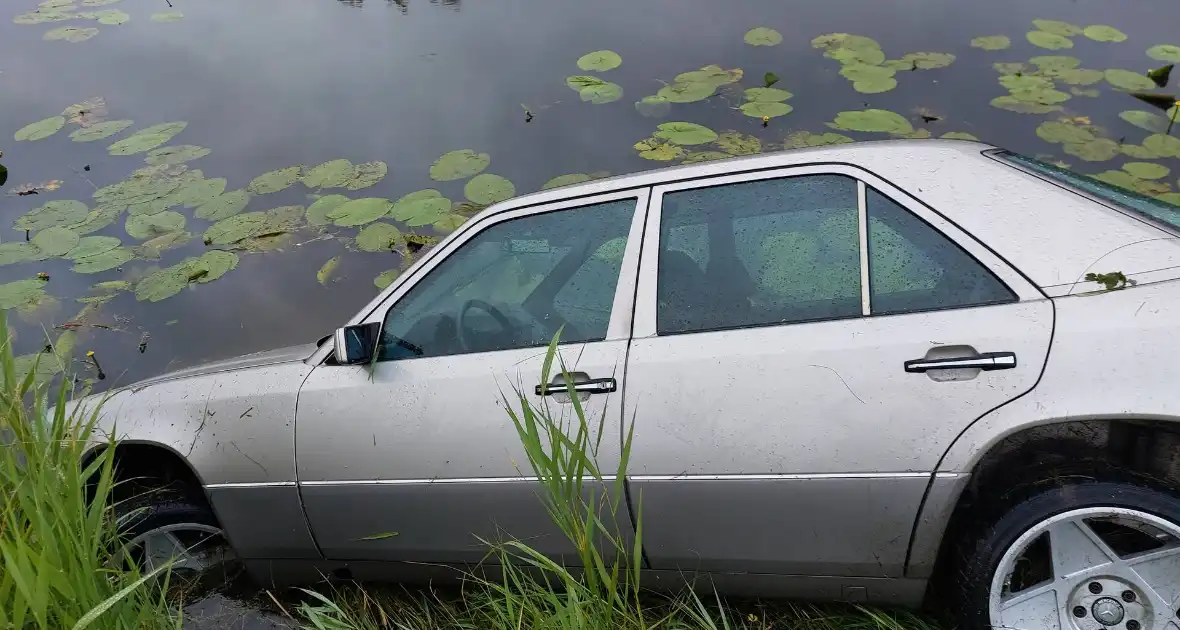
[995, 151, 1180, 233]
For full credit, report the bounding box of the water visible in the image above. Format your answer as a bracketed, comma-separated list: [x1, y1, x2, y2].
[2, 0, 1178, 390]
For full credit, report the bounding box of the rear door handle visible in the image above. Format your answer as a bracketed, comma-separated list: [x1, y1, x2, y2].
[535, 377, 617, 396]
[904, 351, 1017, 373]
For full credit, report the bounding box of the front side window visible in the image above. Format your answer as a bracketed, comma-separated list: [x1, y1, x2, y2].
[379, 199, 635, 360]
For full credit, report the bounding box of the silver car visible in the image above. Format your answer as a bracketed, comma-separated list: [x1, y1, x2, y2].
[82, 141, 1180, 630]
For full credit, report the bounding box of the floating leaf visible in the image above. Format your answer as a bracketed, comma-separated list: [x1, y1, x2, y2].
[345, 161, 387, 191]
[1120, 144, 1161, 159]
[126, 210, 185, 239]
[356, 222, 403, 252]
[0, 243, 44, 266]
[656, 81, 716, 103]
[743, 87, 792, 102]
[1120, 110, 1170, 133]
[576, 50, 622, 71]
[134, 267, 187, 302]
[134, 231, 191, 258]
[900, 52, 956, 70]
[150, 11, 183, 22]
[317, 256, 340, 285]
[740, 101, 793, 118]
[204, 212, 266, 245]
[1129, 91, 1179, 111]
[542, 174, 592, 190]
[681, 151, 731, 164]
[1143, 134, 1180, 158]
[1070, 87, 1101, 97]
[14, 7, 77, 24]
[72, 247, 133, 273]
[0, 278, 49, 311]
[993, 62, 1028, 75]
[1009, 87, 1071, 105]
[69, 120, 132, 142]
[971, 35, 1010, 51]
[1092, 170, 1140, 190]
[1105, 69, 1157, 91]
[195, 189, 251, 221]
[1082, 24, 1126, 43]
[840, 64, 896, 82]
[1056, 69, 1105, 85]
[95, 8, 128, 24]
[744, 27, 782, 46]
[108, 122, 187, 155]
[812, 33, 885, 65]
[429, 150, 490, 181]
[328, 198, 393, 227]
[248, 166, 302, 194]
[634, 95, 672, 118]
[941, 132, 980, 141]
[144, 145, 210, 166]
[1146, 45, 1180, 63]
[1027, 31, 1074, 50]
[1032, 19, 1083, 36]
[187, 250, 238, 283]
[374, 269, 401, 290]
[389, 190, 448, 223]
[306, 194, 350, 226]
[633, 138, 684, 161]
[989, 96, 1063, 114]
[15, 200, 89, 231]
[653, 122, 718, 146]
[716, 131, 762, 156]
[15, 116, 65, 142]
[1147, 64, 1173, 88]
[829, 109, 913, 134]
[464, 174, 516, 205]
[433, 214, 467, 233]
[68, 204, 123, 235]
[82, 0, 122, 5]
[172, 177, 226, 208]
[784, 131, 855, 149]
[44, 26, 98, 42]
[1063, 139, 1120, 161]
[1158, 193, 1180, 206]
[852, 77, 898, 94]
[763, 72, 779, 87]
[302, 159, 355, 189]
[579, 82, 623, 104]
[66, 235, 120, 260]
[675, 64, 744, 86]
[257, 205, 304, 234]
[999, 74, 1054, 91]
[1122, 162, 1170, 179]
[1036, 121, 1096, 144]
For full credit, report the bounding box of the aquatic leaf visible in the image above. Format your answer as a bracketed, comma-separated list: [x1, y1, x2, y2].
[126, 210, 185, 239]
[941, 132, 980, 141]
[1158, 193, 1180, 206]
[999, 75, 1053, 92]
[317, 257, 340, 285]
[744, 27, 782, 47]
[1122, 162, 1170, 179]
[1055, 69, 1105, 85]
[895, 128, 933, 139]
[173, 177, 226, 208]
[68, 204, 123, 234]
[144, 145, 209, 166]
[716, 131, 762, 156]
[62, 97, 108, 127]
[1120, 110, 1170, 133]
[134, 267, 187, 302]
[429, 150, 490, 181]
[44, 26, 99, 42]
[108, 122, 187, 155]
[1035, 121, 1096, 144]
[14, 8, 76, 24]
[344, 161, 387, 191]
[852, 77, 898, 94]
[15, 116, 65, 142]
[674, 65, 744, 86]
[653, 122, 718, 146]
[1146, 45, 1180, 63]
[1143, 134, 1180, 158]
[150, 11, 183, 22]
[993, 62, 1028, 75]
[1009, 87, 1071, 105]
[433, 214, 467, 233]
[356, 222, 402, 252]
[306, 194, 350, 226]
[542, 174, 592, 190]
[740, 101, 793, 118]
[204, 212, 266, 245]
[1081, 25, 1126, 43]
[839, 64, 895, 82]
[464, 174, 516, 205]
[743, 87, 792, 103]
[69, 120, 132, 142]
[72, 247, 133, 273]
[0, 242, 45, 266]
[900, 52, 955, 70]
[971, 35, 1010, 51]
[576, 50, 622, 71]
[1027, 31, 1073, 50]
[812, 33, 885, 65]
[302, 159, 355, 189]
[133, 231, 190, 258]
[15, 200, 89, 231]
[634, 95, 672, 118]
[257, 205, 304, 234]
[0, 278, 49, 310]
[1120, 144, 1161, 159]
[375, 269, 401, 290]
[195, 189, 251, 220]
[187, 250, 238, 283]
[248, 166, 302, 194]
[579, 82, 623, 104]
[1063, 139, 1120, 162]
[829, 109, 913, 134]
[83, 0, 122, 5]
[66, 235, 120, 259]
[633, 138, 684, 161]
[656, 81, 716, 103]
[1092, 170, 1140, 190]
[328, 198, 393, 227]
[1032, 19, 1083, 36]
[566, 75, 608, 91]
[96, 8, 128, 24]
[989, 96, 1063, 114]
[1070, 87, 1101, 97]
[763, 72, 779, 88]
[1130, 91, 1180, 111]
[681, 151, 731, 164]
[784, 131, 855, 149]
[1105, 69, 1157, 91]
[1147, 64, 1173, 88]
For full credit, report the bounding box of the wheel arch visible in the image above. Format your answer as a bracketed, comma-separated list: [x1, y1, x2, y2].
[84, 439, 215, 517]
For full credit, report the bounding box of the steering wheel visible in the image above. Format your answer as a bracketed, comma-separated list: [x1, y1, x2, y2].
[457, 299, 516, 352]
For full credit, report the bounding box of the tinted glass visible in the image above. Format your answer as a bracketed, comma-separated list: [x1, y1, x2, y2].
[380, 199, 634, 360]
[657, 175, 861, 334]
[867, 187, 1016, 315]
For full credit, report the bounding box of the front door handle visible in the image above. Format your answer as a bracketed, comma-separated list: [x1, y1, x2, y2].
[535, 377, 617, 396]
[904, 351, 1017, 373]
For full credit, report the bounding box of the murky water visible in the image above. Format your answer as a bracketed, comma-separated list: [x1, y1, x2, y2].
[2, 0, 1178, 390]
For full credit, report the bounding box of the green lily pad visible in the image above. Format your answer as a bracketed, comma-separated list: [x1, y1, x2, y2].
[344, 161, 387, 191]
[784, 131, 855, 149]
[1143, 134, 1180, 158]
[72, 247, 133, 273]
[566, 75, 607, 90]
[0, 278, 49, 310]
[95, 8, 128, 24]
[1032, 19, 1083, 36]
[994, 62, 1028, 75]
[66, 235, 120, 259]
[681, 151, 731, 164]
[1146, 45, 1180, 63]
[812, 33, 886, 65]
[134, 267, 187, 302]
[740, 101, 793, 118]
[257, 205, 304, 234]
[180, 178, 229, 208]
[134, 231, 191, 258]
[900, 52, 956, 70]
[579, 82, 623, 104]
[108, 122, 187, 155]
[1122, 162, 1170, 179]
[829, 109, 913, 134]
[634, 139, 684, 161]
[1029, 55, 1080, 71]
[356, 222, 403, 252]
[1036, 121, 1096, 144]
[839, 64, 895, 82]
[744, 27, 782, 46]
[1082, 25, 1126, 42]
[989, 96, 1064, 114]
[429, 150, 490, 181]
[653, 122, 718, 145]
[302, 159, 355, 189]
[126, 210, 186, 240]
[743, 87, 792, 102]
[306, 194, 350, 226]
[1009, 87, 1072, 104]
[195, 189, 251, 221]
[1070, 87, 1101, 97]
[635, 95, 672, 118]
[1063, 139, 1121, 162]
[186, 250, 238, 283]
[1120, 144, 1161, 159]
[576, 50, 622, 71]
[1105, 69, 1157, 90]
[15, 116, 65, 142]
[83, 0, 122, 5]
[375, 268, 402, 290]
[69, 120, 132, 142]
[1027, 31, 1074, 50]
[0, 242, 45, 266]
[433, 214, 467, 233]
[15, 200, 89, 231]
[464, 174, 516, 205]
[971, 35, 1011, 50]
[317, 256, 340, 285]
[14, 8, 76, 24]
[44, 26, 98, 42]
[716, 131, 762, 156]
[248, 166, 302, 194]
[390, 195, 450, 225]
[542, 174, 593, 190]
[144, 145, 209, 165]
[852, 77, 898, 94]
[657, 81, 717, 103]
[1056, 69, 1105, 85]
[1092, 170, 1139, 190]
[150, 11, 183, 22]
[674, 65, 744, 86]
[204, 212, 266, 245]
[1120, 110, 1170, 133]
[67, 204, 123, 234]
[941, 132, 980, 141]
[999, 74, 1055, 91]
[327, 198, 393, 227]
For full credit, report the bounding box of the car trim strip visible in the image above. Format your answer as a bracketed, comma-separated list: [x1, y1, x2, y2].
[205, 481, 298, 489]
[275, 472, 959, 488]
[857, 179, 871, 316]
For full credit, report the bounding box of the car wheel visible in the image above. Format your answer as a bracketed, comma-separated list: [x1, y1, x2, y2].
[955, 480, 1180, 630]
[115, 495, 235, 581]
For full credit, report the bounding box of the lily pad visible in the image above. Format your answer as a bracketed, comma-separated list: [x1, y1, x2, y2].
[0, 242, 45, 266]
[327, 198, 393, 227]
[656, 81, 716, 104]
[433, 214, 467, 233]
[674, 65, 744, 86]
[740, 101, 793, 118]
[716, 131, 762, 156]
[248, 166, 302, 194]
[1158, 193, 1180, 206]
[1027, 31, 1074, 50]
[576, 50, 622, 71]
[1032, 19, 1083, 36]
[134, 231, 190, 258]
[195, 189, 251, 221]
[1123, 162, 1170, 179]
[941, 132, 981, 141]
[258, 205, 304, 234]
[44, 26, 98, 42]
[971, 35, 1011, 50]
[1000, 74, 1055, 91]
[69, 119, 132, 142]
[356, 222, 403, 252]
[1082, 25, 1127, 42]
[15, 116, 65, 142]
[744, 27, 782, 46]
[302, 159, 355, 189]
[1092, 170, 1139, 190]
[134, 267, 187, 302]
[144, 145, 210, 166]
[784, 131, 855, 149]
[374, 269, 401, 290]
[634, 139, 684, 161]
[204, 212, 267, 245]
[15, 200, 90, 231]
[989, 96, 1063, 114]
[96, 8, 128, 24]
[812, 33, 886, 65]
[579, 82, 623, 104]
[172, 177, 226, 208]
[126, 210, 185, 239]
[306, 194, 350, 226]
[0, 278, 49, 311]
[681, 151, 731, 164]
[1056, 69, 1105, 85]
[743, 87, 792, 102]
[187, 250, 238, 283]
[464, 174, 516, 205]
[852, 77, 898, 94]
[150, 11, 183, 22]
[72, 247, 133, 273]
[1063, 139, 1121, 162]
[900, 52, 956, 70]
[1146, 45, 1180, 63]
[109, 122, 187, 155]
[1120, 144, 1162, 159]
[66, 235, 120, 259]
[344, 161, 387, 191]
[635, 95, 672, 118]
[994, 62, 1028, 75]
[83, 0, 122, 5]
[429, 150, 490, 181]
[390, 194, 450, 225]
[840, 64, 895, 82]
[653, 122, 718, 145]
[1071, 87, 1101, 97]
[1009, 87, 1071, 105]
[67, 204, 124, 235]
[1036, 121, 1096, 144]
[542, 174, 592, 190]
[1105, 69, 1157, 91]
[1029, 55, 1080, 71]
[1120, 110, 1170, 133]
[27, 226, 78, 256]
[317, 256, 340, 285]
[1143, 134, 1180, 158]
[829, 109, 913, 134]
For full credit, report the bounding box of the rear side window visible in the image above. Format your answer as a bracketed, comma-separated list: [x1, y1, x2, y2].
[997, 151, 1180, 231]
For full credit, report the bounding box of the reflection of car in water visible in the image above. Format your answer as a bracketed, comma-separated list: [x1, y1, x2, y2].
[80, 141, 1180, 630]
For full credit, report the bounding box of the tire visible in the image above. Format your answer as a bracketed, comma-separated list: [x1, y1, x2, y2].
[952, 480, 1180, 630]
[115, 492, 235, 585]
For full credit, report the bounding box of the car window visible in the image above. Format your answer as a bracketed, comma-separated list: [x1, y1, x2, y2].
[657, 174, 861, 334]
[379, 199, 635, 360]
[866, 187, 1016, 315]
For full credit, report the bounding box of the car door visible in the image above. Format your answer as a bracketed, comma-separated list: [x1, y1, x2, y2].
[622, 165, 1053, 579]
[295, 188, 647, 565]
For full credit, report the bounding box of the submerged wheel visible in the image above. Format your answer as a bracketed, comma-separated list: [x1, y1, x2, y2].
[956, 481, 1180, 630]
[115, 496, 235, 581]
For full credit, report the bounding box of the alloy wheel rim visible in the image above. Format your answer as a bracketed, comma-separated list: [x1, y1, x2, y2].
[119, 522, 231, 575]
[989, 506, 1180, 630]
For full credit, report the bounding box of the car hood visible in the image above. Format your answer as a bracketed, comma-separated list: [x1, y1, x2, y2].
[128, 342, 319, 389]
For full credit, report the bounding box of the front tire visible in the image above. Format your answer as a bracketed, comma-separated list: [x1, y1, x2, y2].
[115, 494, 235, 585]
[954, 481, 1180, 630]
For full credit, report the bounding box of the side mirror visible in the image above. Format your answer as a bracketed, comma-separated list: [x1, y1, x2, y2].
[333, 322, 382, 366]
